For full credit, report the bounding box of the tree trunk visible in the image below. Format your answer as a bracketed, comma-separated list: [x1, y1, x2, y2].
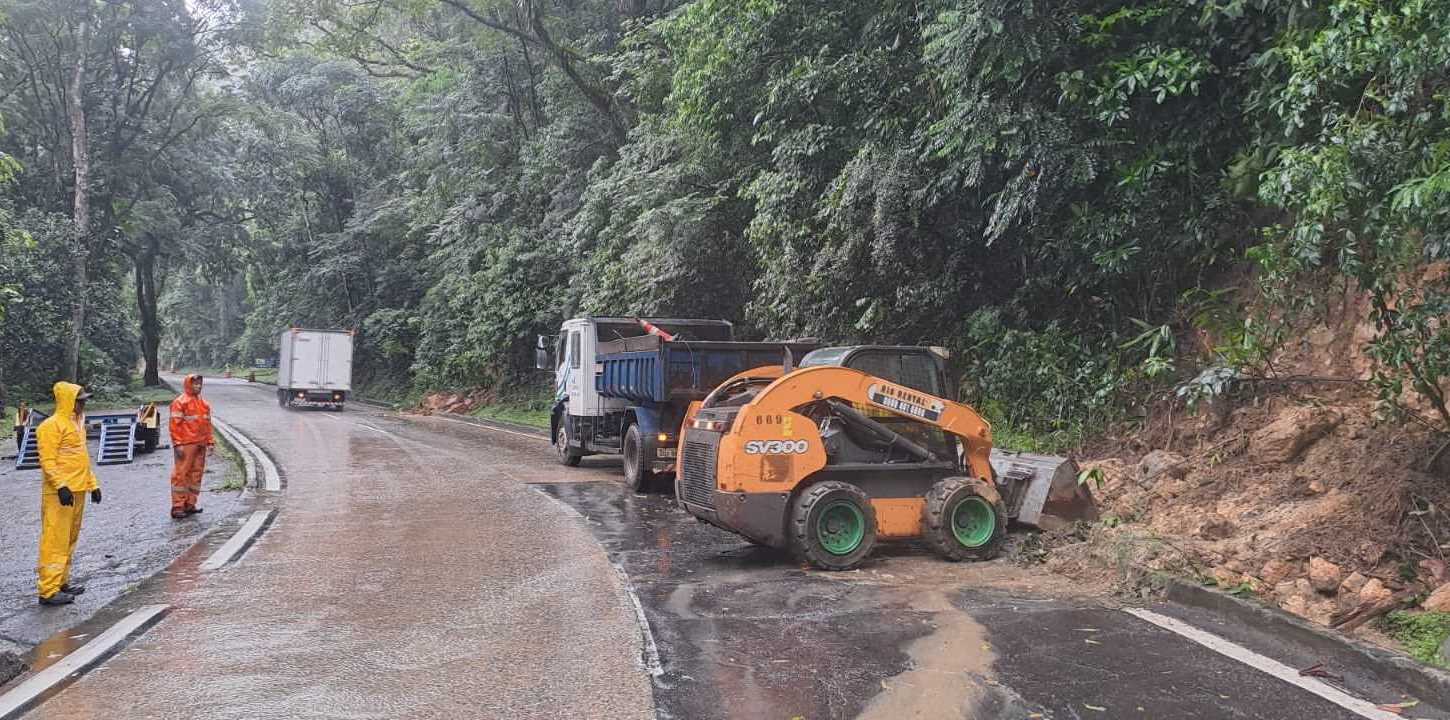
[134, 241, 161, 386]
[64, 9, 90, 383]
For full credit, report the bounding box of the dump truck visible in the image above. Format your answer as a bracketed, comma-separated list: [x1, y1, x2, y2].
[278, 328, 354, 410]
[538, 317, 818, 491]
[676, 345, 1096, 569]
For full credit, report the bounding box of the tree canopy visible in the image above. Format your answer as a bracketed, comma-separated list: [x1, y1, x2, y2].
[4, 0, 1450, 445]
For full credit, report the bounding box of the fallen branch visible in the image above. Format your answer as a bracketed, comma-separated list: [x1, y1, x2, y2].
[1330, 589, 1419, 632]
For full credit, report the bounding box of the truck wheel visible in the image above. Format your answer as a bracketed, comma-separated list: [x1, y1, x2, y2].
[790, 481, 876, 571]
[622, 424, 655, 492]
[278, 390, 289, 408]
[142, 429, 158, 453]
[923, 477, 1007, 561]
[555, 421, 582, 467]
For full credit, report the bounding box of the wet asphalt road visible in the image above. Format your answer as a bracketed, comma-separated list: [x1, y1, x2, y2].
[539, 482, 1443, 720]
[24, 380, 653, 720]
[12, 379, 1447, 719]
[0, 428, 247, 657]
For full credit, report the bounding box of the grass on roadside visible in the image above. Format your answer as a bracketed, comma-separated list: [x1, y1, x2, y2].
[176, 366, 278, 384]
[472, 402, 551, 429]
[210, 430, 248, 492]
[1383, 611, 1450, 668]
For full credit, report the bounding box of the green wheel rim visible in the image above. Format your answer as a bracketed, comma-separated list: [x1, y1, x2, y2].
[817, 500, 866, 555]
[951, 496, 997, 548]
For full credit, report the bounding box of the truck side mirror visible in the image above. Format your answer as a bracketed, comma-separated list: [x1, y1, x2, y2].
[536, 335, 549, 350]
[535, 347, 551, 371]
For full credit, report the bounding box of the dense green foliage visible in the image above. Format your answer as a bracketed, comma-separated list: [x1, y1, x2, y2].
[6, 0, 1450, 444]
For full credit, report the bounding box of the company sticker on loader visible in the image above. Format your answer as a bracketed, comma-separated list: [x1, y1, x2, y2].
[744, 440, 809, 455]
[867, 383, 944, 422]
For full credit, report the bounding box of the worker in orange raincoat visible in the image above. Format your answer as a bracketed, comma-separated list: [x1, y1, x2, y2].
[37, 381, 101, 606]
[169, 374, 213, 519]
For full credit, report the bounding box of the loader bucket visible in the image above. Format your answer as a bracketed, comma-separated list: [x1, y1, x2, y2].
[989, 449, 1099, 531]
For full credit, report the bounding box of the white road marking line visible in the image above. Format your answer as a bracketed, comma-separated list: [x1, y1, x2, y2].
[0, 604, 169, 719]
[213, 419, 281, 491]
[427, 413, 549, 442]
[317, 413, 395, 437]
[613, 563, 664, 677]
[529, 487, 584, 518]
[200, 510, 274, 571]
[1123, 608, 1404, 720]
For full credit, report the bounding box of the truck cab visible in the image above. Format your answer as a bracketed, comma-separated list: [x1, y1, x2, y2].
[540, 317, 817, 491]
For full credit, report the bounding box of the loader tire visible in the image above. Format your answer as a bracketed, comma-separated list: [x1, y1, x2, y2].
[923, 477, 1006, 561]
[791, 481, 876, 571]
[623, 424, 656, 492]
[555, 421, 582, 467]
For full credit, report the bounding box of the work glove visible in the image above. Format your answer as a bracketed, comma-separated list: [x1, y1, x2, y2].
[57, 487, 73, 506]
[91, 489, 102, 504]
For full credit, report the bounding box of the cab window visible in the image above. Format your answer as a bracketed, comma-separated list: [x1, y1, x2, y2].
[845, 351, 942, 396]
[568, 331, 581, 369]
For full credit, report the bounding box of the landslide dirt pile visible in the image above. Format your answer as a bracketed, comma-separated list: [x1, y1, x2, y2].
[411, 390, 491, 416]
[1049, 287, 1450, 637]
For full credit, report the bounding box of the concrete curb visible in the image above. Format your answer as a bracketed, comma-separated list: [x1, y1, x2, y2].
[0, 605, 169, 719]
[1161, 577, 1450, 706]
[212, 419, 282, 492]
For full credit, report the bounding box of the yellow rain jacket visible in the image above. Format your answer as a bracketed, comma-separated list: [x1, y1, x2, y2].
[37, 381, 98, 493]
[36, 381, 96, 599]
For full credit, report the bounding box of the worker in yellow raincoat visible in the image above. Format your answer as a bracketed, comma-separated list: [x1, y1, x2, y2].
[36, 381, 101, 606]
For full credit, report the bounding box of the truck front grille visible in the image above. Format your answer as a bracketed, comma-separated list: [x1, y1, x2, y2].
[680, 430, 720, 510]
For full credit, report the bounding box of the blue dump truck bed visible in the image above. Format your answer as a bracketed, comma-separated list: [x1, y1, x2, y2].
[596, 336, 821, 404]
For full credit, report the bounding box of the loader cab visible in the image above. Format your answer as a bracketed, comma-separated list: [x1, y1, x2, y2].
[798, 346, 953, 397]
[798, 345, 956, 457]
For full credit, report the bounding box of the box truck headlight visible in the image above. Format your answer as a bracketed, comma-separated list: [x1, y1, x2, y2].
[657, 433, 669, 443]
[333, 392, 341, 401]
[296, 391, 304, 398]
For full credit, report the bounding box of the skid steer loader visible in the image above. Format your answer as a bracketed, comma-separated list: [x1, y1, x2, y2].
[675, 346, 1096, 570]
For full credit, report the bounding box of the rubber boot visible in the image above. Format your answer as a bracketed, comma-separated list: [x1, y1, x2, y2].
[60, 583, 85, 595]
[38, 591, 75, 606]
[186, 507, 204, 515]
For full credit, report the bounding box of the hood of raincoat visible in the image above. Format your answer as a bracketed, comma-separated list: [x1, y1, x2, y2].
[183, 374, 202, 396]
[52, 381, 83, 417]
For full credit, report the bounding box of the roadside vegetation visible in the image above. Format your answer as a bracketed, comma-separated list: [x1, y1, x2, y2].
[5, 1, 1450, 453]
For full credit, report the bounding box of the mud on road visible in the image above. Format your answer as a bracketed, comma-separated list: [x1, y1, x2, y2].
[538, 481, 1432, 720]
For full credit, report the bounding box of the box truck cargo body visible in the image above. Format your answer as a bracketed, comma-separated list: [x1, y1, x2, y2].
[278, 328, 354, 410]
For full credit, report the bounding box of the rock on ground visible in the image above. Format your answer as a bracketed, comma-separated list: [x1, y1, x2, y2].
[1261, 559, 1297, 585]
[1138, 450, 1188, 483]
[1360, 578, 1393, 606]
[0, 650, 24, 685]
[1251, 406, 1344, 463]
[1423, 583, 1450, 612]
[1308, 557, 1342, 594]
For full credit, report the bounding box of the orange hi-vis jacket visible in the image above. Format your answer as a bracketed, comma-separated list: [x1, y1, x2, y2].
[169, 374, 214, 447]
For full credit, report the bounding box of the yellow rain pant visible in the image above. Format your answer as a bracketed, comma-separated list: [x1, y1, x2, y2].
[38, 492, 87, 599]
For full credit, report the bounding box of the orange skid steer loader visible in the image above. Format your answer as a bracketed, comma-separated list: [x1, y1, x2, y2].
[676, 346, 1096, 570]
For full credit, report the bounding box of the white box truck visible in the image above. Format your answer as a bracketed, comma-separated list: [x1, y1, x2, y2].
[277, 328, 354, 410]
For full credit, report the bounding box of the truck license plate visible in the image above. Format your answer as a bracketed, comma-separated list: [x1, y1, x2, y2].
[658, 448, 676, 459]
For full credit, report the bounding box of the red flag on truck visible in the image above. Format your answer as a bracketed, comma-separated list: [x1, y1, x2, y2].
[636, 318, 677, 342]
